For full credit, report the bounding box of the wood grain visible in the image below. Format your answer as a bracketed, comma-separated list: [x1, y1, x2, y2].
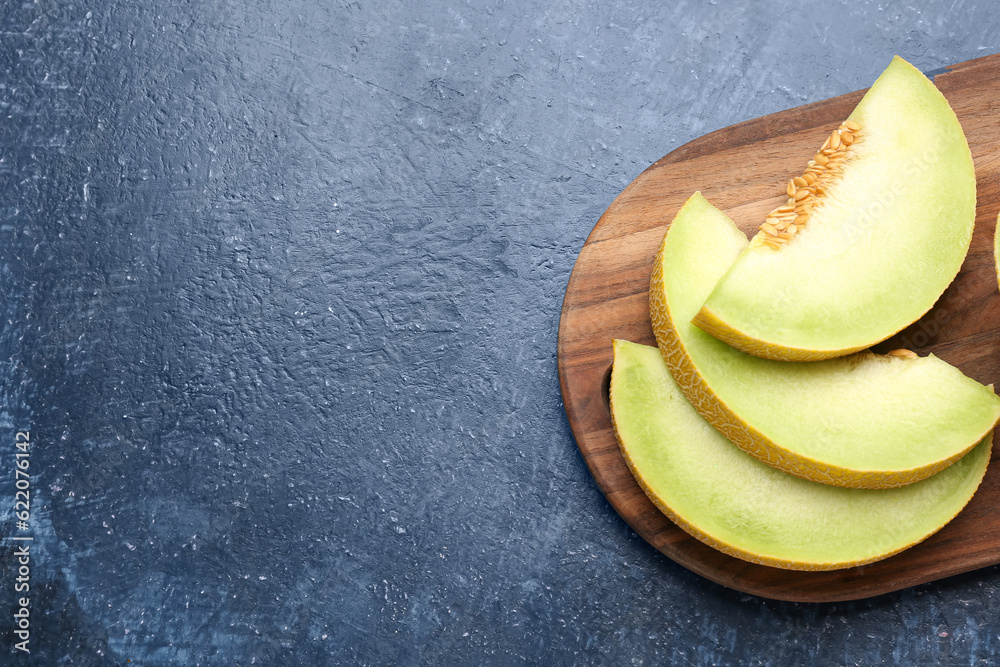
[557, 53, 1000, 603]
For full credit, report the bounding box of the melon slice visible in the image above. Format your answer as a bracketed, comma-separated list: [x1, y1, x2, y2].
[650, 192, 1000, 488]
[694, 56, 976, 361]
[610, 339, 991, 571]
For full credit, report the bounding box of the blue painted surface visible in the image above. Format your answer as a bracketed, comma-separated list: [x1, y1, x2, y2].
[0, 0, 999, 664]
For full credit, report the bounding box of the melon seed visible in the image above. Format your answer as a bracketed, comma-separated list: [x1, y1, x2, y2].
[758, 121, 861, 247]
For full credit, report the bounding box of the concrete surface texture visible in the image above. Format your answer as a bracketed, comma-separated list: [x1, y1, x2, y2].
[1, 0, 999, 664]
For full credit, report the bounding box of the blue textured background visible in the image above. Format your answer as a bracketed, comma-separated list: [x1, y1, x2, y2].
[2, 1, 1000, 664]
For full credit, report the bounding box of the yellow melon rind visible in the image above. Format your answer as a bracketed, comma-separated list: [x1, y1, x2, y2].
[691, 306, 869, 362]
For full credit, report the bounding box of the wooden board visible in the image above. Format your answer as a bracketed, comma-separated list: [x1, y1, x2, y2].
[557, 53, 1000, 603]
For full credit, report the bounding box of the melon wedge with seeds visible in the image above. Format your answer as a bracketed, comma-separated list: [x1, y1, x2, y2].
[694, 56, 976, 361]
[610, 339, 991, 571]
[650, 192, 1000, 488]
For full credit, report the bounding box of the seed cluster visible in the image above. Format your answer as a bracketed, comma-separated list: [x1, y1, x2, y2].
[759, 120, 861, 249]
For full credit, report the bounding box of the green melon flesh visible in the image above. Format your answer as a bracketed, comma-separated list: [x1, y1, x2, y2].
[610, 340, 991, 571]
[651, 192, 1000, 488]
[695, 56, 975, 361]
